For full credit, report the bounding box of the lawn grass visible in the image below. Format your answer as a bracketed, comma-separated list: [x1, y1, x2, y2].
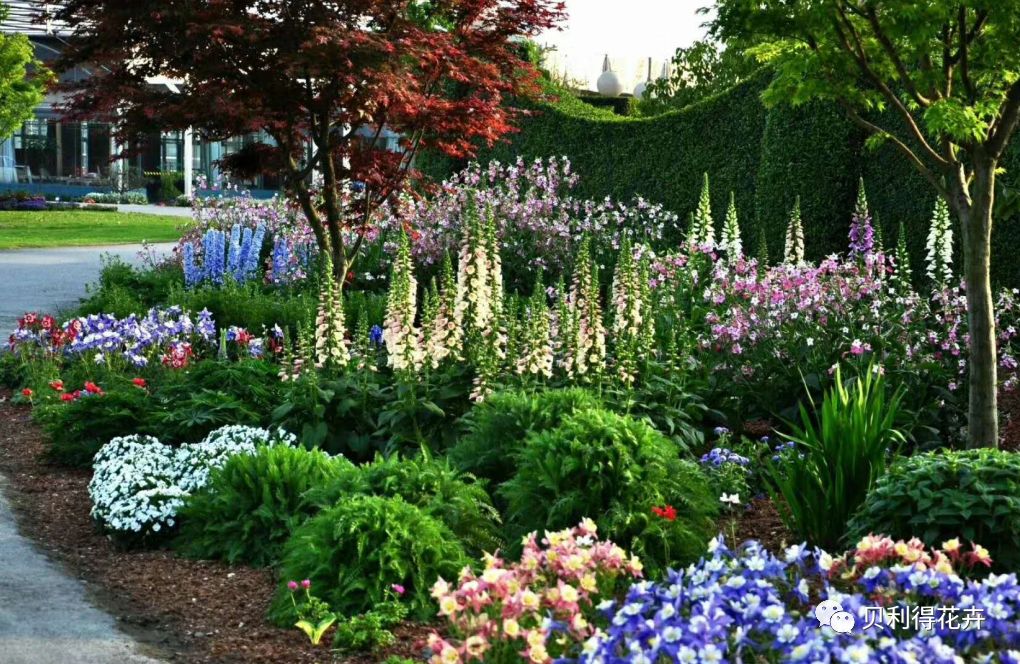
[0, 210, 183, 249]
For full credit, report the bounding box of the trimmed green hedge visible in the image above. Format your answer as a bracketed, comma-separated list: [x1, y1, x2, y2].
[440, 70, 1020, 286]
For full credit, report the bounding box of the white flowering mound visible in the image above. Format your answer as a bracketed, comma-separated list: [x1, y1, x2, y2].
[89, 425, 296, 539]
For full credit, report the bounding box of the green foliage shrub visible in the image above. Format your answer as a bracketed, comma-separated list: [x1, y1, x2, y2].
[175, 445, 349, 566]
[37, 384, 156, 467]
[766, 365, 906, 550]
[500, 408, 717, 570]
[155, 360, 281, 441]
[166, 281, 317, 333]
[448, 387, 602, 487]
[303, 453, 501, 556]
[272, 373, 387, 460]
[269, 495, 468, 624]
[848, 449, 1020, 570]
[76, 259, 183, 318]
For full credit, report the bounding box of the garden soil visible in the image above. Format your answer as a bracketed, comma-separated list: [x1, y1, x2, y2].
[0, 391, 431, 664]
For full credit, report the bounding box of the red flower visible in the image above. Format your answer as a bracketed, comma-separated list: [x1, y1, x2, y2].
[60, 393, 75, 402]
[132, 378, 147, 388]
[345, 270, 355, 284]
[21, 388, 33, 398]
[652, 505, 677, 522]
[84, 381, 104, 395]
[49, 380, 64, 392]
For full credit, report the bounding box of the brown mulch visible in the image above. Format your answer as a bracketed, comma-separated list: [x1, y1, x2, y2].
[0, 393, 430, 664]
[730, 496, 793, 555]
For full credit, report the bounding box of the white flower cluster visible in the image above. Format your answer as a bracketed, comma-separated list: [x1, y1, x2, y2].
[784, 196, 805, 265]
[88, 425, 296, 537]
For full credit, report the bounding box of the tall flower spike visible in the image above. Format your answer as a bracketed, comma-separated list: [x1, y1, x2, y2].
[784, 196, 805, 265]
[569, 235, 606, 379]
[720, 191, 742, 258]
[756, 229, 769, 269]
[554, 277, 577, 377]
[612, 239, 644, 385]
[383, 229, 422, 375]
[692, 172, 715, 249]
[894, 220, 914, 294]
[313, 255, 349, 371]
[848, 178, 875, 257]
[517, 275, 554, 379]
[926, 197, 954, 288]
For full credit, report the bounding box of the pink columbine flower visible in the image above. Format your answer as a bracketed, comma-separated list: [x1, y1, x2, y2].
[391, 583, 406, 596]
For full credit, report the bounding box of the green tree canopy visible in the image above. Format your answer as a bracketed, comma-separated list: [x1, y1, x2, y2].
[712, 0, 1020, 448]
[0, 3, 50, 139]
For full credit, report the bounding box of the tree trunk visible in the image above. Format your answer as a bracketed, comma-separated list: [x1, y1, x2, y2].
[954, 158, 999, 448]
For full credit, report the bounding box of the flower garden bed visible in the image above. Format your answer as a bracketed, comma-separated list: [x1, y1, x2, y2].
[4, 159, 1020, 662]
[0, 391, 428, 664]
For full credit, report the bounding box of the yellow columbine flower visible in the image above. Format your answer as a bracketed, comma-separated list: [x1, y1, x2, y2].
[503, 618, 521, 638]
[529, 644, 549, 663]
[561, 584, 579, 603]
[439, 596, 459, 616]
[440, 645, 461, 664]
[521, 590, 540, 611]
[942, 538, 961, 553]
[527, 630, 546, 647]
[580, 574, 598, 593]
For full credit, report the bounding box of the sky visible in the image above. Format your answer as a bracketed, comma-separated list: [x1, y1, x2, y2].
[538, 0, 712, 93]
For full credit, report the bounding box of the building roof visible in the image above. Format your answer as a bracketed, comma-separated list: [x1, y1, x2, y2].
[2, 1, 70, 36]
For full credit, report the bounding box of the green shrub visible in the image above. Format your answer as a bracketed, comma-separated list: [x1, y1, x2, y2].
[303, 453, 501, 556]
[332, 601, 408, 652]
[500, 408, 717, 570]
[175, 445, 349, 566]
[766, 365, 906, 549]
[269, 495, 468, 624]
[166, 281, 316, 333]
[272, 372, 387, 459]
[37, 384, 156, 467]
[448, 387, 601, 486]
[155, 360, 282, 441]
[76, 260, 181, 317]
[847, 449, 1020, 570]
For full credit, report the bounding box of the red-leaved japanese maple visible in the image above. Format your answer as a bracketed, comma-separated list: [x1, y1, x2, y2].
[51, 0, 565, 277]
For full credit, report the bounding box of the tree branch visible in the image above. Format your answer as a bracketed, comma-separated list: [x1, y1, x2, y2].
[987, 80, 1020, 159]
[842, 103, 950, 199]
[958, 6, 977, 102]
[830, 6, 950, 169]
[862, 4, 931, 107]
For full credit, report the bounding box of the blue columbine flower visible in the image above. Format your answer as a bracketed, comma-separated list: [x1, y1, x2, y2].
[369, 325, 383, 345]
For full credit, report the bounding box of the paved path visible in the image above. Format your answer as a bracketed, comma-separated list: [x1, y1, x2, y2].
[0, 476, 164, 664]
[0, 243, 175, 335]
[0, 244, 173, 662]
[117, 204, 193, 218]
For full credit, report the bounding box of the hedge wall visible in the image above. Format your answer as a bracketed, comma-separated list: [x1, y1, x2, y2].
[438, 70, 1020, 287]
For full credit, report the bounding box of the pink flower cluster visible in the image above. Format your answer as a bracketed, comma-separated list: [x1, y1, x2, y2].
[829, 534, 993, 583]
[382, 157, 678, 280]
[427, 519, 643, 664]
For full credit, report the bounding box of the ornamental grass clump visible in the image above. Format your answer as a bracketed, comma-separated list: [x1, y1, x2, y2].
[766, 363, 906, 550]
[500, 408, 717, 571]
[426, 520, 643, 664]
[269, 495, 469, 624]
